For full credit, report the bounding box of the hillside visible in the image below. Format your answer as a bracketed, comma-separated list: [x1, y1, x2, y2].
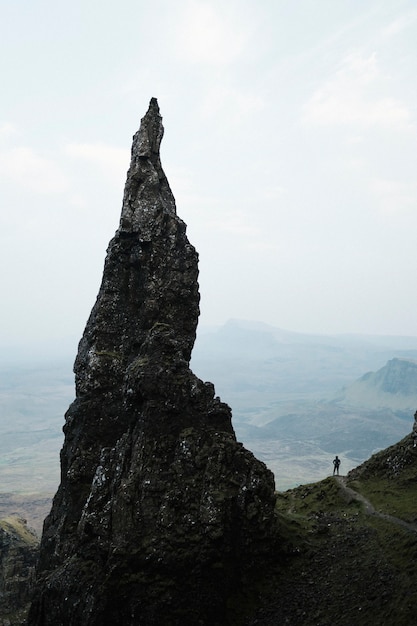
[246, 427, 417, 625]
[334, 357, 417, 409]
[245, 356, 417, 488]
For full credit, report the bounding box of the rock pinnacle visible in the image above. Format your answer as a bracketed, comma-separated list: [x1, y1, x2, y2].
[28, 99, 278, 626]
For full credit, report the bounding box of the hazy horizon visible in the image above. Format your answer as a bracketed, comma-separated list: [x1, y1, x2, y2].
[3, 316, 417, 367]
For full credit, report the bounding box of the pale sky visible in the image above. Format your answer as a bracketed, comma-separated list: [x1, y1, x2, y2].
[1, 0, 417, 357]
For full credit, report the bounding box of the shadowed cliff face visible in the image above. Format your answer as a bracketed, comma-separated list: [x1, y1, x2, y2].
[28, 99, 278, 626]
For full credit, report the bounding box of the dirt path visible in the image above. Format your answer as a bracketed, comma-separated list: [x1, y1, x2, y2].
[335, 475, 417, 533]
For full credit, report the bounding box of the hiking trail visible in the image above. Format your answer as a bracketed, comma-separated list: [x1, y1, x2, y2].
[335, 475, 417, 533]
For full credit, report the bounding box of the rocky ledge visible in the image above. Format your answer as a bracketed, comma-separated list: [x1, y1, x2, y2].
[28, 99, 278, 626]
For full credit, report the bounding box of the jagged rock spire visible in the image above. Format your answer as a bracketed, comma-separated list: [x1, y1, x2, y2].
[28, 100, 278, 626]
[120, 98, 176, 232]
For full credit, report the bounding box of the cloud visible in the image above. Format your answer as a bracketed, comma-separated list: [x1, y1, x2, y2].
[198, 209, 276, 253]
[200, 85, 264, 121]
[344, 135, 364, 145]
[381, 10, 417, 38]
[0, 146, 69, 194]
[370, 178, 417, 215]
[175, 1, 248, 65]
[205, 211, 257, 237]
[302, 52, 413, 130]
[167, 166, 194, 198]
[65, 142, 129, 184]
[263, 185, 287, 201]
[0, 123, 18, 139]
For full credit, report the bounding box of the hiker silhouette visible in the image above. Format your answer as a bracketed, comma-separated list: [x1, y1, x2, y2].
[333, 455, 341, 476]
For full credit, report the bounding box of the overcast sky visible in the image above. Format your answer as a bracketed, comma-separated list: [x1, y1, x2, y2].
[1, 0, 417, 357]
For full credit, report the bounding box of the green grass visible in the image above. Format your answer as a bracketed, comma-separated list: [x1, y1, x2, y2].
[276, 476, 362, 519]
[261, 472, 417, 625]
[348, 476, 417, 522]
[0, 515, 39, 546]
[346, 439, 417, 522]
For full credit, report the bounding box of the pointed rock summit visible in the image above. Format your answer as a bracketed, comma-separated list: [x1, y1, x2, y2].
[28, 99, 278, 626]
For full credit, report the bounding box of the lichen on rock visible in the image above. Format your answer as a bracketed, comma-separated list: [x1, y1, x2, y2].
[28, 98, 278, 626]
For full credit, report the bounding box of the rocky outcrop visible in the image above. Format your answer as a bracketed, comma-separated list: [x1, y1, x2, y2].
[347, 408, 417, 482]
[28, 99, 278, 626]
[0, 516, 38, 625]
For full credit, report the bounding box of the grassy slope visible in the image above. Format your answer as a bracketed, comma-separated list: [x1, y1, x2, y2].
[247, 433, 417, 626]
[0, 515, 39, 547]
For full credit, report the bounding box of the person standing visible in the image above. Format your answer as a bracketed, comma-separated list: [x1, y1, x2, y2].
[333, 455, 341, 476]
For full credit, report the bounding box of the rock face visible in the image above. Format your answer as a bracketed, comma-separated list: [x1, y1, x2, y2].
[0, 516, 38, 625]
[28, 99, 278, 626]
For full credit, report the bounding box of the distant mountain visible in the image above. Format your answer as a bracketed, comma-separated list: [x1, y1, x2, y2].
[334, 358, 417, 410]
[193, 321, 417, 487]
[193, 319, 417, 404]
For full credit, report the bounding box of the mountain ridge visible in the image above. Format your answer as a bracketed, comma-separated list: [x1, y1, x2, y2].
[334, 357, 417, 409]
